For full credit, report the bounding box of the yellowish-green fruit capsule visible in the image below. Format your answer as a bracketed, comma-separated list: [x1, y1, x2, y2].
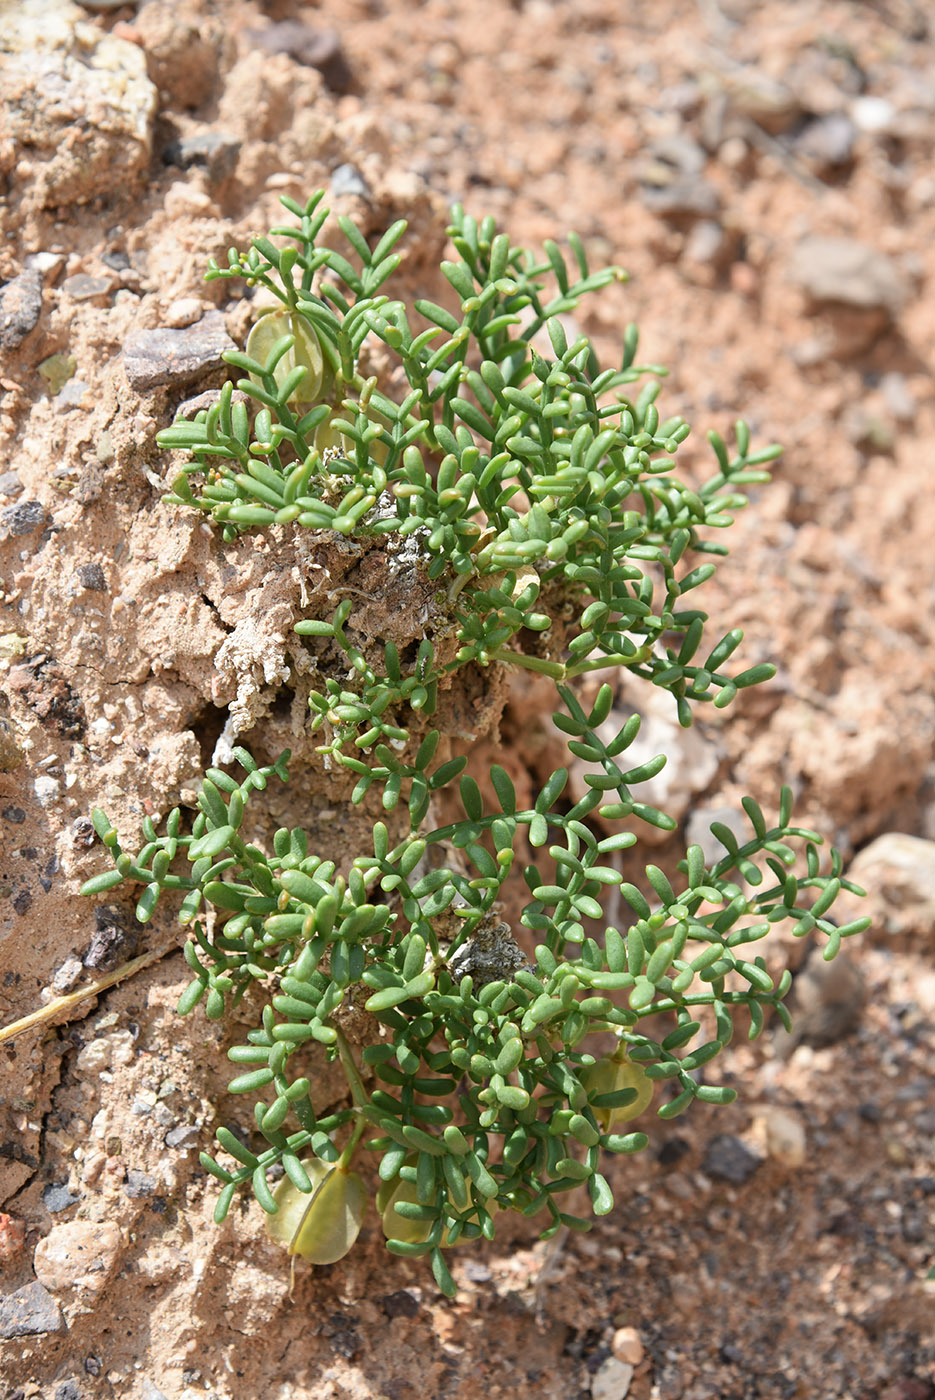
[581, 1050, 654, 1130]
[266, 1159, 366, 1263]
[380, 1170, 497, 1248]
[246, 311, 326, 410]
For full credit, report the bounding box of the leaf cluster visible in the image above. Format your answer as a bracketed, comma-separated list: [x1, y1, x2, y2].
[83, 193, 870, 1293]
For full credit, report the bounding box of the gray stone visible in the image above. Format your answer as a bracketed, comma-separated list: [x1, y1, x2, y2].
[0, 473, 24, 497]
[124, 1170, 157, 1198]
[54, 1380, 81, 1400]
[54, 378, 91, 410]
[591, 1356, 635, 1400]
[788, 236, 908, 315]
[0, 1280, 64, 1338]
[76, 562, 106, 591]
[62, 274, 113, 301]
[795, 112, 857, 168]
[123, 311, 236, 392]
[51, 955, 84, 992]
[164, 1123, 200, 1149]
[174, 386, 249, 421]
[330, 163, 370, 199]
[0, 268, 43, 350]
[162, 131, 241, 184]
[2, 499, 47, 536]
[702, 1133, 762, 1185]
[42, 1182, 81, 1213]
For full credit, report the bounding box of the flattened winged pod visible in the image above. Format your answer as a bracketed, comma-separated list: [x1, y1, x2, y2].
[581, 1049, 654, 1130]
[245, 310, 326, 410]
[266, 1159, 367, 1264]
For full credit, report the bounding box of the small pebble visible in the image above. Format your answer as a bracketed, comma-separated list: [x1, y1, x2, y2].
[162, 298, 204, 329]
[757, 1106, 807, 1168]
[33, 1221, 122, 1295]
[701, 1133, 762, 1185]
[381, 1289, 421, 1318]
[51, 956, 84, 993]
[0, 472, 24, 497]
[331, 163, 370, 199]
[76, 563, 107, 592]
[0, 268, 43, 350]
[850, 95, 895, 133]
[611, 1327, 644, 1366]
[788, 235, 907, 315]
[246, 23, 352, 92]
[124, 1170, 157, 1199]
[62, 275, 113, 302]
[164, 1123, 201, 1150]
[42, 1183, 81, 1214]
[2, 499, 46, 537]
[591, 1356, 634, 1400]
[880, 371, 916, 423]
[0, 1213, 26, 1259]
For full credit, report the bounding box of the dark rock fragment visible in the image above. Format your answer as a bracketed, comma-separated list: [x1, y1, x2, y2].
[1, 499, 46, 537]
[0, 1280, 64, 1338]
[76, 562, 106, 591]
[0, 268, 43, 350]
[702, 1133, 762, 1185]
[84, 905, 140, 971]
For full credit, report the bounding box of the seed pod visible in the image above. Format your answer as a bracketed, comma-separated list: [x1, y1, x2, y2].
[380, 1163, 497, 1247]
[266, 1159, 366, 1263]
[246, 311, 326, 409]
[581, 1050, 654, 1130]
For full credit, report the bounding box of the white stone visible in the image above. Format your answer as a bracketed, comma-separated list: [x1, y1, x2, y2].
[591, 1356, 635, 1400]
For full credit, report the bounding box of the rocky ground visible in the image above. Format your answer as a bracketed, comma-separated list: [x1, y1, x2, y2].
[1, 1, 934, 1398]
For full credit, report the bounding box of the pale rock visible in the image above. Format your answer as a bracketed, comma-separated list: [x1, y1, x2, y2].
[591, 1356, 635, 1399]
[788, 236, 907, 316]
[33, 1220, 121, 1295]
[611, 1326, 644, 1367]
[163, 298, 205, 329]
[76, 1030, 135, 1075]
[836, 833, 935, 941]
[752, 1105, 807, 1169]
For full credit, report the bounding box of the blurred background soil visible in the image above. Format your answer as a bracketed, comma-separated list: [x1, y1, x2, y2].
[1, 1, 934, 1398]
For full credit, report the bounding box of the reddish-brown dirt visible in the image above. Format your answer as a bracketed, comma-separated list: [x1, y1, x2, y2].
[1, 2, 934, 1398]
